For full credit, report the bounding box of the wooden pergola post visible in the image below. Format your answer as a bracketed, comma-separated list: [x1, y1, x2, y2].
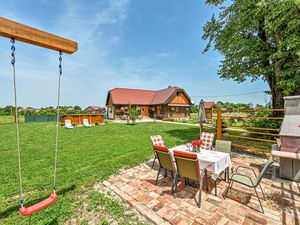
[216, 108, 223, 140]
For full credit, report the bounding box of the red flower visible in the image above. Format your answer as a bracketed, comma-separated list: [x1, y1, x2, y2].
[192, 140, 202, 147]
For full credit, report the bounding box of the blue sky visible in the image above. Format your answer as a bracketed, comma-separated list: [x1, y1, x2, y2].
[0, 0, 270, 108]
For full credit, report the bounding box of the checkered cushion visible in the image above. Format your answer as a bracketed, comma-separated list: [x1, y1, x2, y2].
[150, 135, 165, 146]
[200, 132, 215, 150]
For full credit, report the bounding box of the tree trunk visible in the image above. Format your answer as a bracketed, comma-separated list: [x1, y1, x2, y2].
[269, 29, 285, 110]
[270, 85, 284, 109]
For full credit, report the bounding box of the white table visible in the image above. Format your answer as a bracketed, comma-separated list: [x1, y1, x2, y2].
[169, 145, 232, 206]
[169, 145, 232, 180]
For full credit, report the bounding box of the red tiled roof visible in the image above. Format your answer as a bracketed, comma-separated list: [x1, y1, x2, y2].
[109, 88, 156, 105]
[204, 102, 216, 109]
[151, 86, 178, 104]
[107, 86, 190, 105]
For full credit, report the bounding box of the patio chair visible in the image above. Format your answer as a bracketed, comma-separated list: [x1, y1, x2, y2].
[172, 150, 204, 207]
[200, 132, 215, 150]
[215, 140, 232, 178]
[153, 145, 175, 185]
[83, 118, 92, 128]
[64, 119, 74, 129]
[150, 135, 165, 169]
[225, 157, 273, 213]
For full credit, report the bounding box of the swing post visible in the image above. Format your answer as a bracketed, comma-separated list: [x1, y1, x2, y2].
[0, 17, 78, 54]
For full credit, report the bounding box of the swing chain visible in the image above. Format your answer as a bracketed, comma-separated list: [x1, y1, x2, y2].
[11, 38, 16, 65]
[59, 51, 63, 76]
[11, 38, 24, 206]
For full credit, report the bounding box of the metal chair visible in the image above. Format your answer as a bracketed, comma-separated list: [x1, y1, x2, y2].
[150, 135, 165, 169]
[153, 145, 175, 185]
[215, 140, 232, 155]
[172, 150, 204, 207]
[215, 140, 232, 179]
[225, 157, 273, 213]
[200, 132, 215, 150]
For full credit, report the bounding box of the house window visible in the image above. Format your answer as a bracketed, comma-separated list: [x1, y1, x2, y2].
[176, 107, 179, 113]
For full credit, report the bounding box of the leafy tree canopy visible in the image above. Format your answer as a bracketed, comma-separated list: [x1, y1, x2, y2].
[203, 0, 300, 108]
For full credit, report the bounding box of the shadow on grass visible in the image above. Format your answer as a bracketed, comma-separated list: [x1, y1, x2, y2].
[0, 184, 76, 219]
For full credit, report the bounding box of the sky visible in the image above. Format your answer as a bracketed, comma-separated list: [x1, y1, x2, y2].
[0, 0, 270, 108]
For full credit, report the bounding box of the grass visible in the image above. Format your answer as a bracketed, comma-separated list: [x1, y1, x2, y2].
[0, 122, 199, 224]
[0, 115, 24, 124]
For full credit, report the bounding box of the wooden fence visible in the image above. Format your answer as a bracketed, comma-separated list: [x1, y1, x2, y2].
[213, 108, 284, 153]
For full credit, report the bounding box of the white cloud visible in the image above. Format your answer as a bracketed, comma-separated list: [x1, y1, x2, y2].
[156, 51, 178, 58]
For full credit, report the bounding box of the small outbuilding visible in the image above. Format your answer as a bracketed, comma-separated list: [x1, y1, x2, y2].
[203, 101, 216, 119]
[85, 106, 106, 114]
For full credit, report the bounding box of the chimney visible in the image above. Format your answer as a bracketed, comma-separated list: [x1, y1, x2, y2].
[272, 95, 300, 182]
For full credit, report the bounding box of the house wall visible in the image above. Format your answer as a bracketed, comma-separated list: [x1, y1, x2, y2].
[107, 96, 113, 106]
[167, 106, 190, 119]
[169, 92, 190, 104]
[113, 105, 149, 119]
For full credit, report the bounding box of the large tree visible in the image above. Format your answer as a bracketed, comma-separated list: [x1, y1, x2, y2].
[202, 0, 300, 109]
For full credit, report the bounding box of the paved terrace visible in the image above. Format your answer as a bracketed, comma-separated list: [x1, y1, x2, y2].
[103, 153, 300, 225]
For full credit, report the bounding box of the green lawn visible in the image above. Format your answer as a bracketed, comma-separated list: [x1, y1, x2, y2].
[0, 122, 199, 224]
[0, 115, 24, 124]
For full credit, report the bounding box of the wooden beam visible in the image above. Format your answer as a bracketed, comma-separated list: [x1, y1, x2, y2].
[0, 17, 78, 54]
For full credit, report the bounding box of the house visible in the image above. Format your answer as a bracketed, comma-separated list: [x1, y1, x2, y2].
[85, 106, 106, 114]
[106, 86, 192, 120]
[203, 101, 216, 119]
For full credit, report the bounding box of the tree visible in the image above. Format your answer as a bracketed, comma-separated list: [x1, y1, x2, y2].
[202, 0, 300, 109]
[127, 103, 140, 125]
[190, 104, 199, 113]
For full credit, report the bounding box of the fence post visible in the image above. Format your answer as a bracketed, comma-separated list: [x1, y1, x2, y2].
[217, 108, 222, 140]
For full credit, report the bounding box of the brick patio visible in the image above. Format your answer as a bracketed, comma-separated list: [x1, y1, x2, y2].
[103, 153, 300, 225]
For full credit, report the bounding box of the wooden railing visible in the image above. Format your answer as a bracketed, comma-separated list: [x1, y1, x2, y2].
[213, 108, 284, 152]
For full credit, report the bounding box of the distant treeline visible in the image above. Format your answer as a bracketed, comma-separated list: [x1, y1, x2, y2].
[190, 101, 269, 113]
[0, 105, 90, 116]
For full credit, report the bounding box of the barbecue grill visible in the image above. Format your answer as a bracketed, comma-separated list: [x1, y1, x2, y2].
[272, 95, 300, 182]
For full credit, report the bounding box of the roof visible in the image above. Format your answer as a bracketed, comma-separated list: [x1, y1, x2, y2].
[86, 106, 103, 110]
[106, 86, 191, 105]
[204, 102, 216, 109]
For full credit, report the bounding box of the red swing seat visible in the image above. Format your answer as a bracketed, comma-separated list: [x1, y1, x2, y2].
[19, 192, 58, 216]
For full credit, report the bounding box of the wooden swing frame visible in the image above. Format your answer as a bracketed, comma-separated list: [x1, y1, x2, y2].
[0, 16, 78, 216]
[0, 17, 78, 54]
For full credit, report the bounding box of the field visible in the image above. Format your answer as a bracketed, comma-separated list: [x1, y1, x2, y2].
[0, 122, 199, 224]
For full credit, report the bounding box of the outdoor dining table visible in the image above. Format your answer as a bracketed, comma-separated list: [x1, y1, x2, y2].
[169, 144, 232, 206]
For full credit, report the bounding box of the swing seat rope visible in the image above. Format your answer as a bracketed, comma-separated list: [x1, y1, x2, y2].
[19, 193, 58, 216]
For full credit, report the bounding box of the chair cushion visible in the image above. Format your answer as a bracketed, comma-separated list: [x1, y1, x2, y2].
[153, 145, 168, 152]
[151, 135, 165, 146]
[231, 172, 257, 187]
[200, 132, 215, 150]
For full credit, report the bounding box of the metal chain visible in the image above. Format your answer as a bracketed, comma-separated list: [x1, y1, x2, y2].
[11, 38, 24, 206]
[53, 51, 63, 192]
